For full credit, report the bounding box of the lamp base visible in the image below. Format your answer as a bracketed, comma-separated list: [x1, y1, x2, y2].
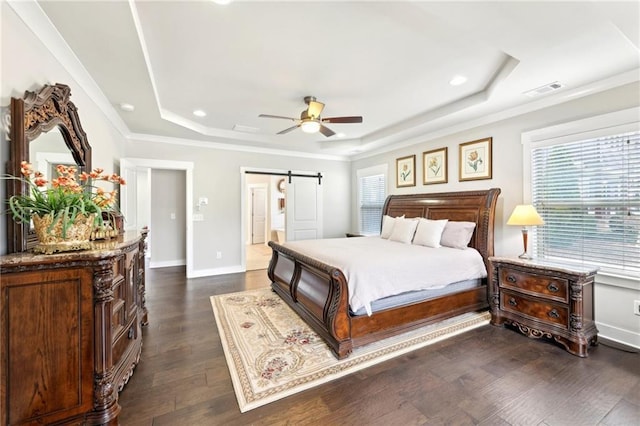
[518, 252, 533, 260]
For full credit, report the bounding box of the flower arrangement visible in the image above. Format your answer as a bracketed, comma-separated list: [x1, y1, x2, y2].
[4, 161, 125, 238]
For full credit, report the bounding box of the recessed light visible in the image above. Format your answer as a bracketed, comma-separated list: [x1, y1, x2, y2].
[449, 75, 468, 86]
[119, 103, 135, 112]
[212, 0, 232, 5]
[335, 133, 346, 138]
[193, 109, 207, 117]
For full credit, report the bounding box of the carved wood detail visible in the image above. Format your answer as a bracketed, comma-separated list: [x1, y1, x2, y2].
[0, 232, 147, 425]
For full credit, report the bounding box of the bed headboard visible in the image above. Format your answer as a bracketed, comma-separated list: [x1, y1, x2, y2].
[382, 188, 501, 265]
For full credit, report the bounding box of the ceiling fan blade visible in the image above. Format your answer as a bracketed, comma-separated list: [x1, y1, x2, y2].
[318, 124, 336, 137]
[322, 116, 363, 124]
[307, 101, 325, 118]
[277, 124, 300, 135]
[259, 114, 296, 121]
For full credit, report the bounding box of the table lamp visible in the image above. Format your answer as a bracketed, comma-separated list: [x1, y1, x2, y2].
[507, 204, 544, 259]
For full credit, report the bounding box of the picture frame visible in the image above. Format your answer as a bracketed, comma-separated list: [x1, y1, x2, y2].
[459, 137, 492, 181]
[423, 147, 448, 185]
[396, 155, 416, 187]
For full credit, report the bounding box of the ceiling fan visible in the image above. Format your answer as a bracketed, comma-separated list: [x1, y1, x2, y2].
[259, 96, 363, 137]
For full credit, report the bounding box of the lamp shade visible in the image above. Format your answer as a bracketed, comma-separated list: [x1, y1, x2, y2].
[507, 204, 544, 226]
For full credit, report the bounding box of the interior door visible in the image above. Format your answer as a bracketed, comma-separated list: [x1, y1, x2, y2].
[119, 159, 138, 232]
[251, 187, 266, 244]
[285, 177, 323, 241]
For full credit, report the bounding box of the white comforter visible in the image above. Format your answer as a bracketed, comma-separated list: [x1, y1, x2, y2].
[282, 236, 487, 316]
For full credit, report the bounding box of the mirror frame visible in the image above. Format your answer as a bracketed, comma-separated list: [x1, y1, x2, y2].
[6, 83, 92, 253]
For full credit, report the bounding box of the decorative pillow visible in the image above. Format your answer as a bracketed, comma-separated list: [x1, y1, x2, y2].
[413, 218, 448, 248]
[388, 217, 419, 244]
[380, 215, 404, 239]
[440, 221, 476, 249]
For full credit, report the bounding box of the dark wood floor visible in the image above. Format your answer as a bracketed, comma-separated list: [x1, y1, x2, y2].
[118, 266, 640, 426]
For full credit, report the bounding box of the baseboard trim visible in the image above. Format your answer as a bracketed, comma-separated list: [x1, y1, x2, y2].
[595, 321, 640, 351]
[187, 265, 244, 278]
[149, 259, 186, 269]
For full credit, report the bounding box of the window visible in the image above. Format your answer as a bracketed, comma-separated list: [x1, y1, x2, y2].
[357, 165, 387, 235]
[527, 112, 640, 277]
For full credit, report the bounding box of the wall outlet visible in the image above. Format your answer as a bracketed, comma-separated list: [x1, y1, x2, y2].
[634, 300, 640, 316]
[216, 251, 222, 259]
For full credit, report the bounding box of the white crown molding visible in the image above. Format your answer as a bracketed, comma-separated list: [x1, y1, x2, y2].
[8, 0, 131, 138]
[352, 68, 640, 161]
[126, 132, 350, 162]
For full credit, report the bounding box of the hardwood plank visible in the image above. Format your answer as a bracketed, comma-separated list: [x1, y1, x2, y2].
[115, 266, 640, 425]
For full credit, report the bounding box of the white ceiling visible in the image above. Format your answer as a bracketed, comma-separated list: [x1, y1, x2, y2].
[16, 1, 640, 158]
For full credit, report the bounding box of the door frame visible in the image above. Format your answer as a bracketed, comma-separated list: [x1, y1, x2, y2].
[121, 158, 194, 277]
[247, 183, 268, 245]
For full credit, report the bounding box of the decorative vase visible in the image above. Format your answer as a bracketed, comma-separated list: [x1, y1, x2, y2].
[32, 213, 95, 254]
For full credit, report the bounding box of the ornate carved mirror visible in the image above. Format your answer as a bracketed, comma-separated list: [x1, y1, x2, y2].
[6, 83, 92, 253]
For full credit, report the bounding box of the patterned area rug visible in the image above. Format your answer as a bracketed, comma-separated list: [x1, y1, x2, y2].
[210, 288, 490, 412]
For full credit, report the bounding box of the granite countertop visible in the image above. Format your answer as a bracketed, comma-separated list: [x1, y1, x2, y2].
[1, 231, 145, 267]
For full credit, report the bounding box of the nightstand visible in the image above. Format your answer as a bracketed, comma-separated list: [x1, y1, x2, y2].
[488, 257, 598, 357]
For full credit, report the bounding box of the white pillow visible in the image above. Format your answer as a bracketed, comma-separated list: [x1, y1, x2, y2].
[380, 215, 404, 239]
[413, 218, 448, 248]
[388, 217, 419, 244]
[440, 221, 476, 249]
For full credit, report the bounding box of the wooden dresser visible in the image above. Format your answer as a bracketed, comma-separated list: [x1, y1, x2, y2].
[488, 256, 598, 357]
[0, 230, 148, 425]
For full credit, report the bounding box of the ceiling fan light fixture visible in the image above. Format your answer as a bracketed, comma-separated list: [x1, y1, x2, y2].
[300, 120, 321, 134]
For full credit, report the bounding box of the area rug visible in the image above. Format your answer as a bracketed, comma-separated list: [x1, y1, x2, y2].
[210, 288, 490, 412]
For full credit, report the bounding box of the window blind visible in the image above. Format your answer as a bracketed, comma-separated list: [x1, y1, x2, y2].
[531, 130, 640, 276]
[359, 173, 386, 235]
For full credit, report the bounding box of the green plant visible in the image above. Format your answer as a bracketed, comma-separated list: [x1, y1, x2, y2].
[3, 161, 125, 237]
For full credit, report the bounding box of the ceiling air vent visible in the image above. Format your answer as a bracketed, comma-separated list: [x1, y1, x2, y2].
[523, 81, 564, 97]
[233, 124, 260, 133]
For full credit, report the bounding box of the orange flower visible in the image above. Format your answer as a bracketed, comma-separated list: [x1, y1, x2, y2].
[3, 161, 126, 228]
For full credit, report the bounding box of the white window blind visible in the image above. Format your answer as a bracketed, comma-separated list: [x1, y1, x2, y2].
[358, 173, 386, 235]
[531, 130, 640, 276]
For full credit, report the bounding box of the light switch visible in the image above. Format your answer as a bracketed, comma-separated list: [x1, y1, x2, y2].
[170, 213, 176, 220]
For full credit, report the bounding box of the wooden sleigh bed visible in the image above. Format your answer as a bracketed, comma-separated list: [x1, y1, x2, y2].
[267, 188, 501, 359]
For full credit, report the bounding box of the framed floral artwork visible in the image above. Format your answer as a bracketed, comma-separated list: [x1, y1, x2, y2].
[423, 147, 448, 185]
[459, 137, 492, 181]
[396, 155, 416, 187]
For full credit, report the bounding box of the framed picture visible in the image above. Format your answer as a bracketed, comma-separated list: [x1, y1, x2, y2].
[423, 147, 448, 185]
[396, 155, 416, 187]
[459, 137, 492, 181]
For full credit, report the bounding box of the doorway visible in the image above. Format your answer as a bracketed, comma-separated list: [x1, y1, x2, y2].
[241, 167, 323, 272]
[244, 174, 272, 271]
[120, 158, 195, 276]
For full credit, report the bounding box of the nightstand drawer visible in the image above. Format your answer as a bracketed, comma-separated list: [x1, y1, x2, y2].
[499, 267, 568, 303]
[501, 290, 568, 329]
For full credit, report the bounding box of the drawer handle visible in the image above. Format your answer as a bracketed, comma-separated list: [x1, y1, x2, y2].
[506, 275, 517, 283]
[128, 327, 135, 339]
[547, 283, 559, 292]
[548, 309, 560, 319]
[508, 297, 517, 307]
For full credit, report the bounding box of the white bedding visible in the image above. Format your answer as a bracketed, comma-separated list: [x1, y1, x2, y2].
[282, 236, 487, 316]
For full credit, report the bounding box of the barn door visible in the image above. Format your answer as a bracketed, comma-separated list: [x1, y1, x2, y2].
[285, 177, 323, 241]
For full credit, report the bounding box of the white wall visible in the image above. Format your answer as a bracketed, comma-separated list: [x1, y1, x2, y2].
[123, 139, 351, 276]
[351, 82, 640, 349]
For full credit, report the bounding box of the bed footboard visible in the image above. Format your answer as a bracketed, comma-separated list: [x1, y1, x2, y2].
[267, 241, 353, 359]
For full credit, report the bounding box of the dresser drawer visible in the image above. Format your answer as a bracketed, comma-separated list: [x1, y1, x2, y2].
[112, 315, 139, 368]
[499, 267, 568, 303]
[501, 290, 569, 329]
